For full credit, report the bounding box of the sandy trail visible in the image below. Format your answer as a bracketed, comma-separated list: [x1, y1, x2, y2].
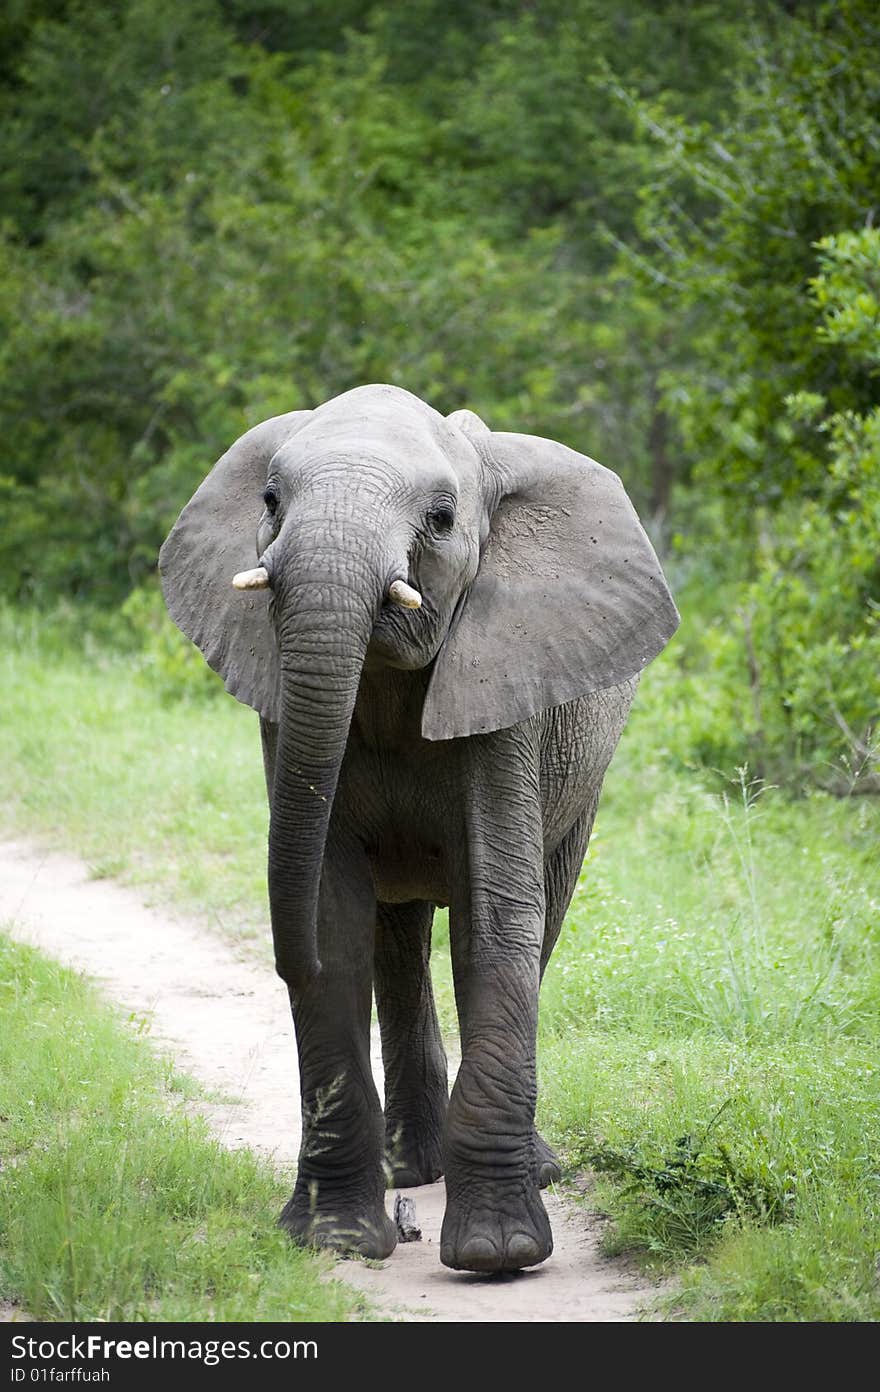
[0, 838, 653, 1322]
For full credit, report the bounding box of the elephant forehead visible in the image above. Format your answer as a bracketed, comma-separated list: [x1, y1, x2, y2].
[313, 383, 442, 441]
[315, 382, 438, 419]
[275, 389, 461, 487]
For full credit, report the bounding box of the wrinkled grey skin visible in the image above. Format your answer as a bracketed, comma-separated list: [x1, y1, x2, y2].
[159, 385, 678, 1274]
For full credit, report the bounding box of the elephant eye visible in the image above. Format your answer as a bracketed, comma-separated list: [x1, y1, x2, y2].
[427, 502, 455, 535]
[263, 484, 279, 516]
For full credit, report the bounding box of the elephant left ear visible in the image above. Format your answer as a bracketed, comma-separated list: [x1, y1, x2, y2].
[421, 431, 680, 740]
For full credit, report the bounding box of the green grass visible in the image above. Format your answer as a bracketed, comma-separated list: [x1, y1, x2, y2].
[537, 1034, 880, 1319]
[2, 604, 879, 1320]
[534, 751, 880, 1320]
[542, 764, 880, 1044]
[0, 932, 370, 1322]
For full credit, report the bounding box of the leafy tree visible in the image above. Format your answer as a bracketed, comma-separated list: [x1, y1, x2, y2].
[653, 230, 880, 789]
[0, 16, 583, 599]
[627, 0, 880, 509]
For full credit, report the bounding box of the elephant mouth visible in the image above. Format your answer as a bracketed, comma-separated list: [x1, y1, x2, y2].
[367, 593, 439, 671]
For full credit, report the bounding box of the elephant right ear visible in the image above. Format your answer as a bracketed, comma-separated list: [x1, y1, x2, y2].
[158, 411, 311, 722]
[423, 428, 679, 740]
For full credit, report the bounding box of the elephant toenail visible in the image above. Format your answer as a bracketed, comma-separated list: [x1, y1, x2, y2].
[506, 1233, 544, 1268]
[446, 1236, 499, 1271]
[538, 1160, 561, 1188]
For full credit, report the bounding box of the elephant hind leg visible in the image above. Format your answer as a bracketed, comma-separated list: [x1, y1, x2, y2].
[535, 1131, 562, 1189]
[375, 899, 448, 1187]
[541, 799, 598, 975]
[534, 803, 598, 1189]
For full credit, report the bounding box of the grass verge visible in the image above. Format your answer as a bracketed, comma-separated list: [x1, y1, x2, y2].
[0, 932, 369, 1322]
[0, 607, 270, 947]
[536, 758, 880, 1320]
[538, 1032, 880, 1320]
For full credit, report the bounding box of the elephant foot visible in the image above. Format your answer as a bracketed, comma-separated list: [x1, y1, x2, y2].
[440, 1184, 552, 1273]
[385, 1119, 444, 1188]
[536, 1130, 561, 1189]
[388, 1156, 444, 1188]
[279, 1189, 397, 1261]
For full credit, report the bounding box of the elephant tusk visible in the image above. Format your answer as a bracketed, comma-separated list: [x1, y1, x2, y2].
[232, 566, 270, 591]
[388, 579, 422, 609]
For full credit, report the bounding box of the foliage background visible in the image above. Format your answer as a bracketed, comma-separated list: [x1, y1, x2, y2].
[1, 1, 878, 779]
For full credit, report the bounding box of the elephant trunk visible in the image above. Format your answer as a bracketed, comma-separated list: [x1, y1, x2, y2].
[267, 530, 384, 991]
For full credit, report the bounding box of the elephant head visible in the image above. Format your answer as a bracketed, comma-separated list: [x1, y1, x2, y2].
[159, 384, 678, 991]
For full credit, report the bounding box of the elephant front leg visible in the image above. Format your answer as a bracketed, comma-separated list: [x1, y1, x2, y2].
[375, 900, 448, 1187]
[441, 734, 552, 1273]
[280, 836, 396, 1260]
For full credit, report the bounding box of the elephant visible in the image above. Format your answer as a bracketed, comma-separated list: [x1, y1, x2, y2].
[159, 383, 678, 1274]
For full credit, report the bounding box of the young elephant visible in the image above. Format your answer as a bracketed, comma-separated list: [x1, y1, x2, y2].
[159, 384, 678, 1273]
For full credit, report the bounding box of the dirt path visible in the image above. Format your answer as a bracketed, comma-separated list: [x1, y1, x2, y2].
[0, 837, 654, 1322]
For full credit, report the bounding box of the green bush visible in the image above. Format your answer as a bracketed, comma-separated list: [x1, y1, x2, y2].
[654, 230, 880, 791]
[738, 418, 880, 790]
